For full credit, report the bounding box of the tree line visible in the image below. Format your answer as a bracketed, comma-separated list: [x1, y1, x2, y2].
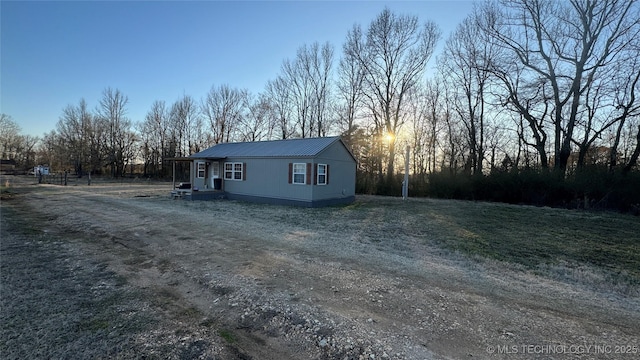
[2, 1, 639, 210]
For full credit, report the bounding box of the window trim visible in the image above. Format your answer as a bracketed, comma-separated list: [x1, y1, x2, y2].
[292, 163, 306, 185]
[224, 162, 244, 181]
[317, 163, 327, 185]
[196, 161, 206, 179]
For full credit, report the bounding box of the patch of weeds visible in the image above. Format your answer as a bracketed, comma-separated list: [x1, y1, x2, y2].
[218, 329, 237, 343]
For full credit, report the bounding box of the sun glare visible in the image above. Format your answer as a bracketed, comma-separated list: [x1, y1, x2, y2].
[384, 133, 395, 143]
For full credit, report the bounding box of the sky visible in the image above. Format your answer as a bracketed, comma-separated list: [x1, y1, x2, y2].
[1, 0, 475, 138]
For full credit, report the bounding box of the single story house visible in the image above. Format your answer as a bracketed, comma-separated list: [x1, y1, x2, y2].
[173, 136, 356, 207]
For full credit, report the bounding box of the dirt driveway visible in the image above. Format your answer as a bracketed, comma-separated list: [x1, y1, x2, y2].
[2, 177, 639, 359]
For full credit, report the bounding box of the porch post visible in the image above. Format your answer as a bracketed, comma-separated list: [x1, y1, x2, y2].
[172, 160, 176, 189]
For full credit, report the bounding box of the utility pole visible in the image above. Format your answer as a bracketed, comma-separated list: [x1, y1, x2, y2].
[402, 145, 410, 200]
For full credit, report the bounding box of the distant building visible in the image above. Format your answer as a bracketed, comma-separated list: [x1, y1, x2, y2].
[172, 136, 357, 207]
[0, 159, 16, 174]
[33, 165, 50, 176]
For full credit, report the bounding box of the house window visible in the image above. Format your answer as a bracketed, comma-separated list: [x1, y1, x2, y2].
[317, 164, 327, 185]
[234, 163, 243, 180]
[224, 162, 243, 181]
[224, 163, 233, 179]
[292, 163, 306, 184]
[197, 162, 205, 178]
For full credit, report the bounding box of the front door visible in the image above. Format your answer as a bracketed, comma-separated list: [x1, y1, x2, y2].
[210, 162, 220, 189]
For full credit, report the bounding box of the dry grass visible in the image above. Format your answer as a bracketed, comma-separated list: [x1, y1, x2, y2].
[0, 206, 154, 359]
[355, 197, 639, 290]
[206, 194, 640, 292]
[0, 200, 229, 360]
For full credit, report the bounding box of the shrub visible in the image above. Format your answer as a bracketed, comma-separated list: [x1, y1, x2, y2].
[420, 168, 640, 214]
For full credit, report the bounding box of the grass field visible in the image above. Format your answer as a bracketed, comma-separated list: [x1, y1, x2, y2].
[335, 196, 640, 290]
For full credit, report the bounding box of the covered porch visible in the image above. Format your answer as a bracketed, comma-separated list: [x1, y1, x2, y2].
[167, 157, 227, 200]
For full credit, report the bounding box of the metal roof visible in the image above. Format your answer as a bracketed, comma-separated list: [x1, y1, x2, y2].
[190, 136, 350, 159]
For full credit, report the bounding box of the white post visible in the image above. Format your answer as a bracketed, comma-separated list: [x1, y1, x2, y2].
[172, 160, 176, 189]
[402, 145, 410, 200]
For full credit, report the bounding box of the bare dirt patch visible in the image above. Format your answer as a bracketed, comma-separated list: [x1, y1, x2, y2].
[1, 176, 639, 359]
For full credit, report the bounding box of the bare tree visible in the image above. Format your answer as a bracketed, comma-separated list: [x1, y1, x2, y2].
[481, 0, 640, 173]
[19, 134, 39, 169]
[240, 93, 277, 142]
[189, 109, 207, 154]
[38, 130, 64, 171]
[138, 100, 170, 176]
[265, 77, 294, 139]
[280, 42, 335, 138]
[336, 43, 366, 147]
[0, 114, 39, 170]
[136, 117, 154, 176]
[169, 94, 200, 157]
[308, 42, 334, 137]
[429, 70, 467, 174]
[282, 52, 312, 138]
[96, 87, 134, 177]
[423, 78, 446, 173]
[0, 114, 22, 160]
[201, 85, 247, 144]
[344, 8, 440, 180]
[570, 61, 640, 170]
[623, 123, 640, 173]
[405, 85, 431, 177]
[55, 99, 94, 176]
[608, 55, 640, 172]
[441, 10, 499, 174]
